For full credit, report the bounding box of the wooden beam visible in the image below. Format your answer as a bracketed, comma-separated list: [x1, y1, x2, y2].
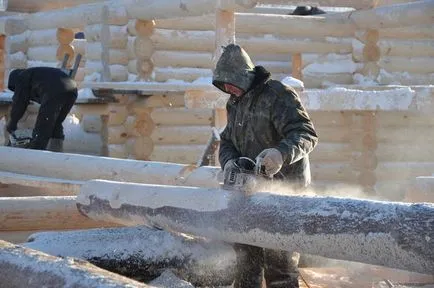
[0, 196, 121, 231]
[0, 171, 81, 196]
[0, 240, 151, 287]
[0, 146, 221, 187]
[77, 179, 434, 275]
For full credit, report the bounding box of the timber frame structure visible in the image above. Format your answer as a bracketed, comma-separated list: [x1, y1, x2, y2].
[0, 0, 433, 286]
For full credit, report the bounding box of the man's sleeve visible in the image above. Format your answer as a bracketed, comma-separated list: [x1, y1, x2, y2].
[218, 103, 241, 169]
[271, 86, 318, 165]
[7, 72, 31, 132]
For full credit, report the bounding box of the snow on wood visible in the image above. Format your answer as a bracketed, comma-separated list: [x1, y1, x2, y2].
[376, 70, 434, 86]
[151, 29, 352, 54]
[0, 240, 151, 287]
[24, 227, 236, 286]
[328, 0, 434, 29]
[0, 146, 222, 187]
[0, 196, 121, 231]
[77, 179, 434, 275]
[156, 13, 356, 37]
[153, 67, 212, 83]
[4, 31, 27, 53]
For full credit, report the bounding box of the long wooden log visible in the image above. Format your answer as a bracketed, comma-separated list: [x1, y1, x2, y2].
[377, 70, 434, 86]
[5, 0, 104, 13]
[378, 56, 434, 74]
[85, 24, 128, 49]
[150, 107, 213, 126]
[23, 227, 236, 286]
[153, 67, 212, 82]
[327, 0, 434, 29]
[376, 162, 434, 182]
[77, 179, 434, 275]
[0, 240, 151, 287]
[0, 17, 27, 35]
[151, 29, 353, 54]
[4, 32, 27, 53]
[406, 177, 434, 203]
[149, 144, 206, 164]
[156, 13, 356, 37]
[151, 126, 211, 145]
[380, 24, 434, 40]
[257, 0, 417, 9]
[0, 146, 221, 187]
[0, 171, 81, 196]
[0, 196, 121, 231]
[27, 2, 128, 30]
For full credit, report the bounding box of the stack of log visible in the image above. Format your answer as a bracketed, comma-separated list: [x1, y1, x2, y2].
[130, 19, 154, 80]
[27, 27, 76, 70]
[83, 4, 129, 82]
[0, 17, 28, 90]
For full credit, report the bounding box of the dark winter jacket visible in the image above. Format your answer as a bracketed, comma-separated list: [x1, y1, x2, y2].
[7, 67, 77, 132]
[213, 45, 318, 188]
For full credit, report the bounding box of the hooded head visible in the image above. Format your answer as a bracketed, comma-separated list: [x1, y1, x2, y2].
[8, 69, 25, 92]
[212, 44, 256, 96]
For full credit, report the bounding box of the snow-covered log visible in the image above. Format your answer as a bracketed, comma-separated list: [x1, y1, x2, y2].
[376, 70, 434, 86]
[77, 179, 434, 275]
[24, 227, 236, 286]
[27, 45, 74, 63]
[151, 126, 211, 145]
[327, 0, 434, 29]
[0, 240, 150, 287]
[151, 29, 352, 54]
[5, 51, 27, 69]
[0, 146, 221, 187]
[152, 50, 213, 69]
[86, 43, 128, 65]
[27, 2, 128, 30]
[0, 196, 120, 231]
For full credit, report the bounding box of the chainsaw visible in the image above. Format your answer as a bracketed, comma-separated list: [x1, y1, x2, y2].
[222, 157, 272, 194]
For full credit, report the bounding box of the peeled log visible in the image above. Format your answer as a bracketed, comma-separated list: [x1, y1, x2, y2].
[136, 59, 154, 79]
[23, 227, 236, 285]
[86, 43, 128, 64]
[153, 67, 212, 82]
[151, 126, 211, 145]
[152, 50, 213, 69]
[377, 70, 434, 86]
[0, 196, 120, 231]
[5, 51, 27, 69]
[84, 24, 128, 49]
[5, 32, 27, 53]
[77, 179, 434, 275]
[377, 39, 434, 57]
[152, 29, 352, 54]
[150, 107, 213, 126]
[28, 29, 77, 48]
[380, 24, 434, 40]
[0, 240, 150, 287]
[149, 144, 206, 164]
[0, 146, 221, 187]
[134, 36, 154, 59]
[378, 56, 434, 74]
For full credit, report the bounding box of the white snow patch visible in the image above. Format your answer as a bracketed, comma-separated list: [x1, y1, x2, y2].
[303, 59, 361, 74]
[83, 72, 101, 82]
[150, 270, 194, 288]
[282, 76, 304, 88]
[353, 73, 379, 86]
[77, 180, 230, 212]
[303, 87, 416, 110]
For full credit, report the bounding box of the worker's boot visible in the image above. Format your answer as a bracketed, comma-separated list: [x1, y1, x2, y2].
[47, 138, 64, 152]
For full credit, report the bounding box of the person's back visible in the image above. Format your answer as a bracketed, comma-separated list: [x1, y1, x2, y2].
[6, 67, 78, 151]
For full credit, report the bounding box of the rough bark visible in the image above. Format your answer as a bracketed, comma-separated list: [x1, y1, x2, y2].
[24, 226, 235, 286]
[0, 240, 151, 287]
[77, 180, 434, 275]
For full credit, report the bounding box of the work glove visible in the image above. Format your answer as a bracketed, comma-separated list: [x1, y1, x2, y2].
[256, 148, 283, 177]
